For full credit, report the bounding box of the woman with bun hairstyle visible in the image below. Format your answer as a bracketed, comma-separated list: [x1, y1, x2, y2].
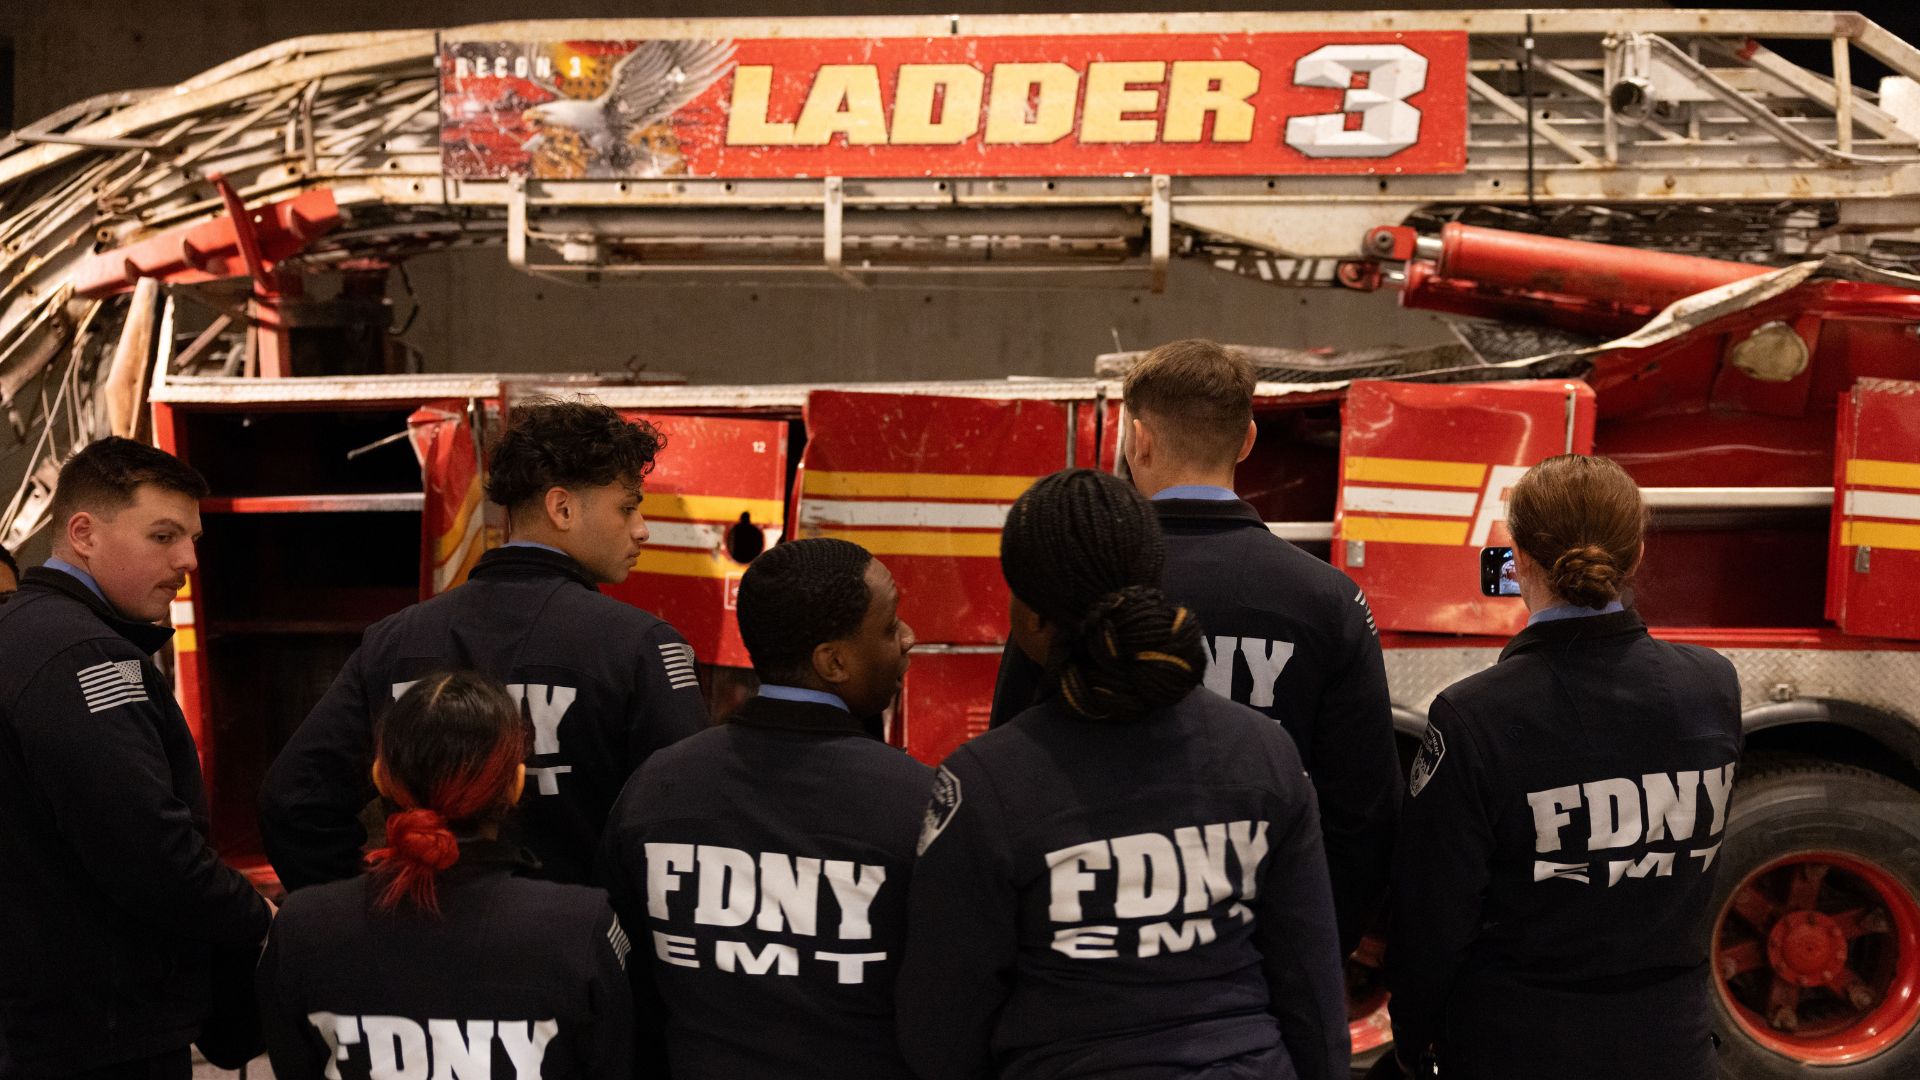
[1385, 455, 1741, 1080]
[898, 468, 1349, 1080]
[257, 671, 633, 1080]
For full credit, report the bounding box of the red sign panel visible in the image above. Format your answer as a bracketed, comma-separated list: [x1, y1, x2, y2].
[793, 390, 1073, 644]
[1335, 380, 1596, 637]
[440, 32, 1468, 179]
[602, 412, 789, 668]
[1828, 378, 1920, 640]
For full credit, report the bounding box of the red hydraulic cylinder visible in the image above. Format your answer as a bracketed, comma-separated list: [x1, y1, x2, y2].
[1427, 222, 1771, 311]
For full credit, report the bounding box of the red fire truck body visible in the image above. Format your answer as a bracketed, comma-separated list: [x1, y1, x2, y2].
[10, 9, 1920, 1075]
[141, 225, 1920, 1070]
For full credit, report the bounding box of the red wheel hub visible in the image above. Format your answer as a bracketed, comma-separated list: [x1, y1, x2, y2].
[1346, 932, 1393, 1056]
[1715, 851, 1920, 1064]
[1769, 910, 1851, 988]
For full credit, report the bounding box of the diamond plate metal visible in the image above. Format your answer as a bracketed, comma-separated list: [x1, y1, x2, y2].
[1384, 646, 1920, 728]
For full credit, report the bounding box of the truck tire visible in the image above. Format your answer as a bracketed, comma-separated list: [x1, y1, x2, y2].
[1710, 758, 1920, 1078]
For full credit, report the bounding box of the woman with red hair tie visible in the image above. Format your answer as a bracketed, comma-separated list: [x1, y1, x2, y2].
[257, 671, 634, 1080]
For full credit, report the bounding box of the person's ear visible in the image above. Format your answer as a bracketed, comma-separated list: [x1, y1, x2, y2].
[507, 763, 526, 805]
[1127, 416, 1152, 469]
[543, 486, 574, 532]
[812, 639, 853, 688]
[371, 758, 393, 800]
[1235, 419, 1256, 465]
[65, 511, 99, 560]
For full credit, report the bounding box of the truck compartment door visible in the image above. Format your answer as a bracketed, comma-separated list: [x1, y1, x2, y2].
[409, 400, 490, 597]
[1828, 378, 1920, 640]
[795, 389, 1080, 762]
[603, 412, 790, 672]
[1335, 379, 1596, 636]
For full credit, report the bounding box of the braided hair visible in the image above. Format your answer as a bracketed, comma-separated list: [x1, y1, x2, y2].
[368, 672, 530, 915]
[1000, 469, 1206, 722]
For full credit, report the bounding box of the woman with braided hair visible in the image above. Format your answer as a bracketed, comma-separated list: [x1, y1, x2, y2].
[899, 468, 1349, 1080]
[1385, 455, 1741, 1080]
[257, 672, 634, 1080]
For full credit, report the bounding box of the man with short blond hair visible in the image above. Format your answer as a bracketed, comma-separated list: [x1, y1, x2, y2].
[991, 338, 1400, 957]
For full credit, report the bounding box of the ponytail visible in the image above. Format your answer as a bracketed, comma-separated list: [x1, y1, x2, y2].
[1001, 470, 1207, 722]
[368, 672, 528, 915]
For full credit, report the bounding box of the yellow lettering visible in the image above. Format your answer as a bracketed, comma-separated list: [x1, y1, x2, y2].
[726, 66, 796, 145]
[794, 66, 888, 146]
[984, 62, 1080, 145]
[1163, 60, 1259, 143]
[1081, 61, 1165, 144]
[890, 64, 986, 145]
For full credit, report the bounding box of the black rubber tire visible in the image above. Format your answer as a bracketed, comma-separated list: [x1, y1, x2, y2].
[1711, 757, 1920, 1079]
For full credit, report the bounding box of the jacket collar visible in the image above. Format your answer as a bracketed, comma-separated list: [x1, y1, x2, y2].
[1500, 607, 1647, 662]
[729, 693, 877, 739]
[19, 566, 174, 655]
[1151, 496, 1270, 532]
[468, 544, 600, 590]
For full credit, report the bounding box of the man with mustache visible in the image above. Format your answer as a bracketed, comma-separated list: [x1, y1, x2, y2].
[261, 397, 708, 891]
[0, 437, 272, 1080]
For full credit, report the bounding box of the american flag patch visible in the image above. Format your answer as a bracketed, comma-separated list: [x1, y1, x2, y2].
[658, 642, 699, 691]
[607, 917, 633, 970]
[76, 659, 147, 714]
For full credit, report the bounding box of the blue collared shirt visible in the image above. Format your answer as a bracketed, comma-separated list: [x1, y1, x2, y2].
[502, 540, 568, 556]
[1528, 599, 1625, 627]
[757, 684, 851, 713]
[1151, 484, 1239, 502]
[44, 557, 108, 606]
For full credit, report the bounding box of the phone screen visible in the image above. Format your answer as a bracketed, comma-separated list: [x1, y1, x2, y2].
[1481, 547, 1521, 597]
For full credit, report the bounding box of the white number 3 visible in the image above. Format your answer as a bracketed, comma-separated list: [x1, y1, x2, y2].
[1285, 44, 1427, 159]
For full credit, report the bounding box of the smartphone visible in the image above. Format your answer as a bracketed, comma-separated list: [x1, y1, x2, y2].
[1481, 546, 1521, 597]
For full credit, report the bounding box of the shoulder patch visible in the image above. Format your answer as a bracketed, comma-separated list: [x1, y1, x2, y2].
[1408, 723, 1446, 797]
[1353, 587, 1378, 637]
[917, 766, 963, 856]
[657, 641, 699, 690]
[606, 915, 633, 970]
[77, 659, 148, 714]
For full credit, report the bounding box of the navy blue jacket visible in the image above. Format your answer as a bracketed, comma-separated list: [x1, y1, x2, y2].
[0, 567, 270, 1076]
[1388, 609, 1742, 1079]
[992, 497, 1399, 956]
[260, 546, 709, 890]
[901, 688, 1350, 1080]
[602, 694, 932, 1079]
[257, 842, 631, 1080]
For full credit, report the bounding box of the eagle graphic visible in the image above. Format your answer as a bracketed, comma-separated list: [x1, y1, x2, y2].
[522, 39, 737, 177]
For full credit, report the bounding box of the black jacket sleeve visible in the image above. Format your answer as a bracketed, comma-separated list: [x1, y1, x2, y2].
[256, 919, 325, 1080]
[16, 641, 269, 946]
[1255, 747, 1353, 1080]
[896, 755, 1018, 1080]
[1386, 696, 1495, 1062]
[627, 623, 709, 771]
[260, 640, 380, 892]
[1311, 586, 1401, 957]
[588, 905, 637, 1080]
[599, 778, 673, 1077]
[987, 640, 1044, 729]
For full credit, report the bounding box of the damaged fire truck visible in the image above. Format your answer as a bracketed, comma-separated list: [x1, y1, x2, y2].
[6, 9, 1920, 1077]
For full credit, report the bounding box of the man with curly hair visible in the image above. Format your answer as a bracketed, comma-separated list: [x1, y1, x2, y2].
[261, 397, 709, 890]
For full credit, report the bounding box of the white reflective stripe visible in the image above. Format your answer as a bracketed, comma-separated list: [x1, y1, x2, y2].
[644, 522, 730, 550]
[1845, 489, 1920, 522]
[168, 600, 195, 626]
[1340, 485, 1480, 518]
[798, 499, 1012, 530]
